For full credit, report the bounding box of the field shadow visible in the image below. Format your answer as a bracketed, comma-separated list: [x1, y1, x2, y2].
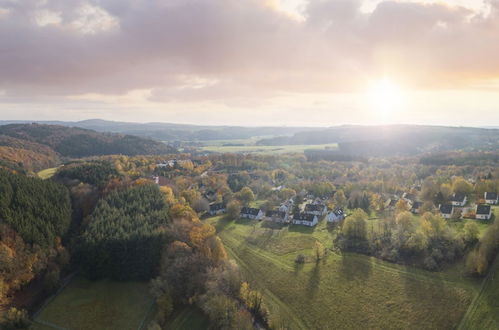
[235, 218, 258, 226]
[213, 217, 233, 232]
[338, 254, 373, 282]
[307, 262, 321, 299]
[288, 224, 316, 234]
[261, 221, 287, 230]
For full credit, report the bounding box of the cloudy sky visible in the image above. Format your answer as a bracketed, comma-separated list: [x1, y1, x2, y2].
[0, 0, 498, 126]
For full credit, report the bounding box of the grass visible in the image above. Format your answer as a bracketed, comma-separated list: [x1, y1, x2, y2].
[458, 255, 499, 330]
[37, 167, 59, 180]
[201, 143, 338, 154]
[165, 306, 210, 330]
[458, 214, 499, 330]
[32, 277, 153, 330]
[206, 215, 481, 329]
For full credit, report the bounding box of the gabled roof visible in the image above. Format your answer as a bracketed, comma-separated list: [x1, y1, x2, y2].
[451, 193, 466, 203]
[402, 192, 416, 201]
[332, 208, 344, 216]
[440, 204, 453, 214]
[485, 192, 498, 200]
[241, 207, 261, 216]
[305, 204, 326, 212]
[209, 203, 225, 211]
[411, 201, 423, 209]
[476, 204, 491, 215]
[294, 213, 316, 222]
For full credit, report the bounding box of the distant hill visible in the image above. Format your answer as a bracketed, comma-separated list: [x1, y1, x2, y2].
[0, 123, 176, 161]
[0, 135, 60, 171]
[258, 125, 499, 156]
[0, 119, 319, 141]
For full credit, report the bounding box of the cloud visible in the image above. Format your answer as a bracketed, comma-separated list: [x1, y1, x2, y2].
[0, 0, 499, 105]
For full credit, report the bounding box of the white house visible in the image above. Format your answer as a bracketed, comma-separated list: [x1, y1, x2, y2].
[440, 204, 454, 219]
[451, 193, 467, 207]
[304, 203, 327, 216]
[485, 192, 498, 205]
[240, 207, 264, 220]
[327, 208, 344, 223]
[265, 210, 289, 223]
[476, 204, 492, 220]
[208, 203, 226, 216]
[292, 213, 318, 227]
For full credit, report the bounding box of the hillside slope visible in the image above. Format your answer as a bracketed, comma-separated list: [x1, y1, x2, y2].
[258, 125, 499, 156]
[0, 124, 176, 158]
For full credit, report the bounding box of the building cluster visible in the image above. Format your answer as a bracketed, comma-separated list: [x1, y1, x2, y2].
[207, 195, 345, 227]
[439, 192, 497, 220]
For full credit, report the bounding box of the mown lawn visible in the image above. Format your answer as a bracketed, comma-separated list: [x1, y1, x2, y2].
[206, 216, 481, 329]
[32, 277, 153, 330]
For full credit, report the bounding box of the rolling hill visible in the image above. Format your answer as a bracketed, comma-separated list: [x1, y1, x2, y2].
[0, 123, 176, 171]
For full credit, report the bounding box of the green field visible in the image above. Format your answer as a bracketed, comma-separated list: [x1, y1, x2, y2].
[165, 306, 209, 330]
[32, 277, 153, 330]
[206, 215, 482, 329]
[201, 143, 338, 154]
[37, 167, 59, 180]
[459, 255, 499, 330]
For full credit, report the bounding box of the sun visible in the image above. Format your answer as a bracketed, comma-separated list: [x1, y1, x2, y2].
[367, 77, 405, 116]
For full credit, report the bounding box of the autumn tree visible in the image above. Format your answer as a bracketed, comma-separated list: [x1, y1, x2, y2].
[395, 199, 410, 214]
[452, 177, 473, 195]
[235, 187, 255, 206]
[342, 209, 368, 240]
[227, 200, 242, 220]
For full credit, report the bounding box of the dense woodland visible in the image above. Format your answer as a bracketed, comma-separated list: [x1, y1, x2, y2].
[76, 184, 170, 280]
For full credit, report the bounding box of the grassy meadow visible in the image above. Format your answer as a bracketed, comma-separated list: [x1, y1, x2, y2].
[206, 215, 483, 329]
[201, 143, 338, 154]
[32, 277, 153, 330]
[36, 167, 59, 180]
[459, 255, 499, 330]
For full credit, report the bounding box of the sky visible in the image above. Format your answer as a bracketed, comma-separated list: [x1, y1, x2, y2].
[0, 0, 498, 127]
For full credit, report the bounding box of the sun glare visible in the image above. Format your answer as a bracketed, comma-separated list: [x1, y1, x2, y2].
[367, 78, 405, 116]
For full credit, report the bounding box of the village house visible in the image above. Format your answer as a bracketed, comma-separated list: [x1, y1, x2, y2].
[411, 201, 423, 214]
[240, 207, 264, 220]
[384, 197, 399, 210]
[279, 198, 294, 213]
[326, 208, 344, 223]
[440, 204, 454, 219]
[153, 175, 169, 186]
[208, 202, 226, 216]
[476, 204, 492, 220]
[292, 213, 318, 227]
[484, 192, 498, 205]
[402, 192, 416, 205]
[265, 210, 289, 223]
[304, 203, 327, 216]
[451, 193, 467, 207]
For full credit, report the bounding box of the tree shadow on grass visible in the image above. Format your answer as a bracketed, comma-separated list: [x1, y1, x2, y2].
[288, 224, 316, 234]
[307, 261, 321, 299]
[213, 217, 233, 232]
[338, 253, 373, 282]
[261, 221, 287, 230]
